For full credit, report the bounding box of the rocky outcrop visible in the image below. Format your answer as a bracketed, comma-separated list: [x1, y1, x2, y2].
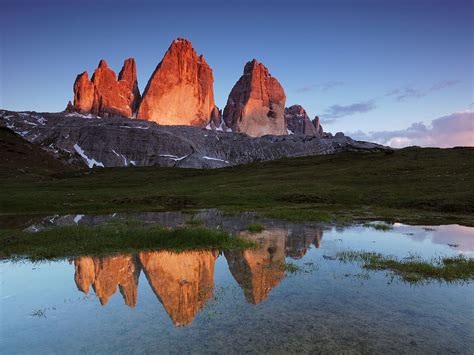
[118, 58, 141, 113]
[72, 59, 140, 118]
[73, 72, 95, 113]
[137, 38, 218, 126]
[139, 250, 218, 326]
[223, 59, 287, 137]
[73, 255, 141, 307]
[285, 105, 320, 136]
[1, 110, 389, 169]
[312, 116, 323, 136]
[225, 229, 286, 304]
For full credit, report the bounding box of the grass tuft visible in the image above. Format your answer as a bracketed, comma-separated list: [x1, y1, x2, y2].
[336, 250, 474, 284]
[0, 221, 255, 261]
[246, 223, 265, 233]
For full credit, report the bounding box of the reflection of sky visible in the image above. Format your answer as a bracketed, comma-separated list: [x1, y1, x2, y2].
[392, 224, 474, 255]
[1, 222, 473, 353]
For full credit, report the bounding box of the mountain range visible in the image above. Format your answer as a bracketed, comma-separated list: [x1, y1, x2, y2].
[1, 38, 388, 170]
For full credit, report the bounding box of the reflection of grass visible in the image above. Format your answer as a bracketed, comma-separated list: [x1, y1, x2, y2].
[246, 223, 265, 233]
[337, 251, 474, 284]
[363, 223, 393, 231]
[281, 261, 319, 275]
[0, 221, 255, 261]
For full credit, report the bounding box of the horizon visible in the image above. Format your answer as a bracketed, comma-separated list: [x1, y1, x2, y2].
[1, 0, 472, 147]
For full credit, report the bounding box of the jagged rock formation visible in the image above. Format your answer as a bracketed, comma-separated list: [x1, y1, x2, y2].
[312, 116, 323, 136]
[1, 110, 389, 169]
[137, 38, 219, 126]
[73, 255, 141, 307]
[118, 58, 141, 112]
[139, 250, 218, 326]
[73, 59, 140, 118]
[285, 105, 320, 136]
[225, 229, 286, 304]
[223, 59, 287, 137]
[73, 72, 95, 113]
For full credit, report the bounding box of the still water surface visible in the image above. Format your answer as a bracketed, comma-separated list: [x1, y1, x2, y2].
[1, 211, 473, 354]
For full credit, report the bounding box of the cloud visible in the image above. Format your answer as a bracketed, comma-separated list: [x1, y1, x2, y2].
[322, 100, 376, 120]
[296, 81, 344, 93]
[386, 80, 461, 101]
[348, 110, 474, 148]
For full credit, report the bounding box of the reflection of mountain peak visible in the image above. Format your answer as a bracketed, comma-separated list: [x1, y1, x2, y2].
[71, 224, 325, 324]
[73, 255, 140, 307]
[139, 250, 217, 326]
[225, 229, 286, 304]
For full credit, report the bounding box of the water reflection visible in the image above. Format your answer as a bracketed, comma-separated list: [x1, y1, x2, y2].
[73, 255, 140, 307]
[225, 229, 286, 304]
[70, 227, 324, 326]
[139, 250, 218, 326]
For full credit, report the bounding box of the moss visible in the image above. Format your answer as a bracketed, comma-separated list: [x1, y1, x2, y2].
[0, 221, 255, 261]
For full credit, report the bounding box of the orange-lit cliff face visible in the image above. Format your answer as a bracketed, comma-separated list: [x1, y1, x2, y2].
[139, 250, 218, 326]
[225, 229, 286, 304]
[137, 38, 219, 126]
[223, 59, 287, 137]
[73, 59, 140, 118]
[73, 255, 140, 307]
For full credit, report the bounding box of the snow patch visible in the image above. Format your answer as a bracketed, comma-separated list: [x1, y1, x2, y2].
[66, 112, 99, 119]
[159, 154, 189, 161]
[73, 143, 104, 168]
[202, 156, 229, 164]
[74, 214, 84, 224]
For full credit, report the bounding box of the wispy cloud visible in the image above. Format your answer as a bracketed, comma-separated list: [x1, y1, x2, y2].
[348, 110, 473, 148]
[386, 80, 461, 101]
[322, 100, 376, 121]
[296, 81, 344, 93]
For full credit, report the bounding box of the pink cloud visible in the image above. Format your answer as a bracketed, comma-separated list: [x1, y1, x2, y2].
[349, 110, 474, 148]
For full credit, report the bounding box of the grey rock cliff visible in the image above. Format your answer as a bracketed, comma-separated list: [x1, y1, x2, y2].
[1, 110, 389, 169]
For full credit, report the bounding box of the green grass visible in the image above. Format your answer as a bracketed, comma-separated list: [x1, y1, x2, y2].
[246, 223, 265, 233]
[185, 218, 205, 226]
[363, 223, 393, 231]
[337, 251, 474, 284]
[0, 221, 255, 261]
[1, 148, 473, 226]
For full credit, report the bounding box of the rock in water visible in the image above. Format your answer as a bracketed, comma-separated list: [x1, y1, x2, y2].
[72, 59, 141, 118]
[285, 105, 319, 135]
[137, 38, 218, 126]
[223, 59, 286, 137]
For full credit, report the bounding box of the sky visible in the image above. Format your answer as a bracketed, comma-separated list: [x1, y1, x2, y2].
[1, 0, 472, 147]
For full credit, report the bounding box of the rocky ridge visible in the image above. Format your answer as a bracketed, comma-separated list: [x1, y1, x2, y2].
[0, 110, 389, 169]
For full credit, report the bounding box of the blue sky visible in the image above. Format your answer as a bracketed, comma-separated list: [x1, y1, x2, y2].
[1, 0, 472, 140]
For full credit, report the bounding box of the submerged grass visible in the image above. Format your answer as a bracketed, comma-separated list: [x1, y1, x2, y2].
[0, 221, 255, 261]
[337, 250, 474, 284]
[363, 223, 393, 231]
